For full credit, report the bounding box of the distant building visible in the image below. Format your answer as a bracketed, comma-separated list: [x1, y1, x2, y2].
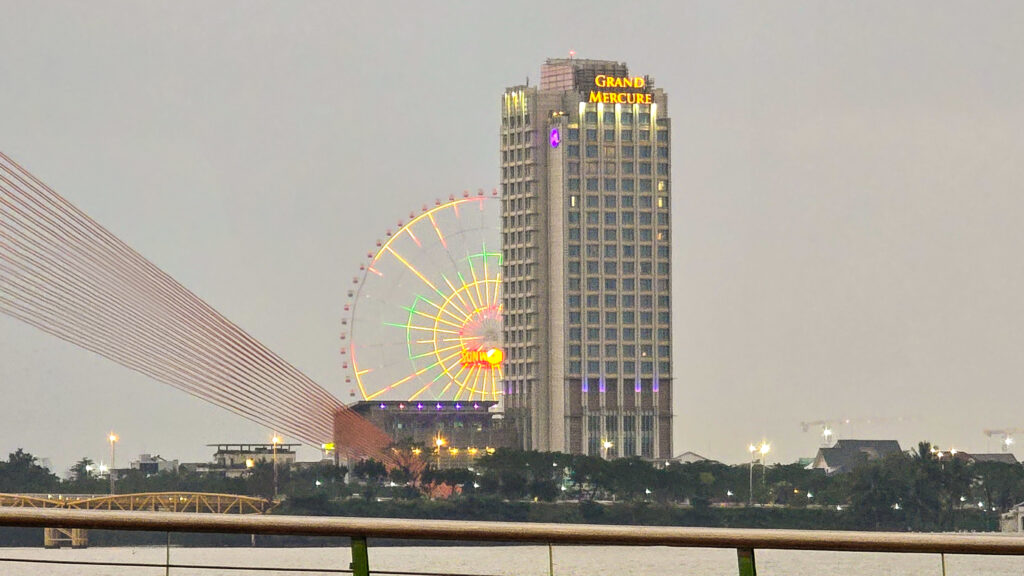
[130, 454, 179, 475]
[957, 452, 1019, 465]
[1001, 502, 1024, 532]
[500, 58, 673, 458]
[809, 439, 902, 475]
[669, 451, 712, 465]
[349, 400, 514, 468]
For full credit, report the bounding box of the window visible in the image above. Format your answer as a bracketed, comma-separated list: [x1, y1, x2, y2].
[623, 244, 634, 257]
[658, 328, 670, 339]
[604, 212, 617, 225]
[568, 228, 581, 240]
[586, 178, 599, 191]
[588, 360, 600, 372]
[586, 261, 599, 274]
[569, 311, 581, 324]
[605, 311, 617, 323]
[568, 261, 580, 274]
[604, 195, 617, 208]
[587, 278, 600, 290]
[586, 211, 599, 224]
[587, 310, 600, 323]
[657, 245, 669, 257]
[658, 295, 670, 307]
[567, 145, 579, 156]
[603, 228, 617, 241]
[568, 178, 580, 191]
[586, 145, 598, 158]
[585, 111, 598, 123]
[622, 129, 633, 141]
[622, 179, 634, 192]
[639, 162, 652, 175]
[568, 128, 579, 141]
[639, 212, 652, 225]
[622, 278, 635, 290]
[604, 130, 615, 142]
[604, 294, 617, 306]
[658, 163, 669, 175]
[640, 262, 652, 274]
[603, 111, 615, 123]
[569, 360, 582, 373]
[623, 360, 635, 373]
[622, 310, 635, 323]
[658, 345, 670, 357]
[657, 262, 669, 275]
[586, 228, 599, 241]
[569, 278, 581, 290]
[639, 113, 651, 124]
[605, 328, 618, 339]
[586, 195, 600, 207]
[604, 245, 617, 258]
[567, 212, 580, 224]
[623, 295, 635, 307]
[658, 146, 669, 158]
[587, 294, 600, 307]
[639, 146, 652, 158]
[568, 294, 581, 308]
[622, 212, 635, 224]
[604, 278, 617, 290]
[622, 146, 634, 157]
[621, 196, 634, 208]
[569, 327, 582, 340]
[587, 328, 600, 339]
[623, 327, 635, 340]
[640, 228, 652, 240]
[604, 261, 617, 274]
[605, 361, 617, 373]
[586, 244, 600, 257]
[640, 278, 652, 291]
[604, 179, 617, 192]
[586, 128, 597, 140]
[622, 261, 635, 273]
[621, 112, 633, 124]
[622, 161, 634, 174]
[639, 179, 652, 191]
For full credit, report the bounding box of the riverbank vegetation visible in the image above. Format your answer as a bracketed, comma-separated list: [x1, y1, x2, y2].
[1, 442, 1020, 533]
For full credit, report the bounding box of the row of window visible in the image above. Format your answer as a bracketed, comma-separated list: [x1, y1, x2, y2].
[564, 145, 671, 161]
[582, 110, 661, 125]
[571, 194, 669, 208]
[568, 326, 671, 341]
[568, 127, 669, 143]
[574, 343, 670, 357]
[571, 358, 671, 375]
[567, 310, 671, 325]
[569, 178, 669, 193]
[569, 211, 669, 226]
[568, 228, 669, 243]
[567, 260, 670, 276]
[569, 294, 670, 308]
[568, 244, 671, 258]
[566, 277, 670, 292]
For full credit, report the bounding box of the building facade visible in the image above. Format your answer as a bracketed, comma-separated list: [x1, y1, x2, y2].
[500, 58, 673, 458]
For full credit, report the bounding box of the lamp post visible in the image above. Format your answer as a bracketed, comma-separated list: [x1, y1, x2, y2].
[747, 444, 756, 505]
[601, 440, 614, 460]
[108, 432, 118, 494]
[434, 435, 446, 469]
[759, 442, 771, 490]
[270, 432, 282, 496]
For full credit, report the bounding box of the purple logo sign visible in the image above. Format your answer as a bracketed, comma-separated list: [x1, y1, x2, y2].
[549, 128, 561, 149]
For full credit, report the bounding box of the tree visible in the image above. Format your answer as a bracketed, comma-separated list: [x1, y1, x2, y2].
[0, 449, 60, 493]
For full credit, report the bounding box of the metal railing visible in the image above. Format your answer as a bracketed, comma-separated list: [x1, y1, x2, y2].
[2, 507, 1024, 575]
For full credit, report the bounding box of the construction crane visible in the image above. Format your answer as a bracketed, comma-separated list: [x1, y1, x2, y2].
[983, 429, 1022, 452]
[801, 416, 907, 447]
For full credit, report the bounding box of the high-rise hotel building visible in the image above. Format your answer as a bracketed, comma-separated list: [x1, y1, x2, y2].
[500, 58, 672, 459]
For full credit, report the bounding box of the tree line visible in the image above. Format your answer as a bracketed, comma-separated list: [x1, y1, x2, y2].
[1, 441, 1022, 532]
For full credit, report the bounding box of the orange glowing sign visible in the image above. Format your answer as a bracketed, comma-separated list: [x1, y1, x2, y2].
[588, 74, 652, 105]
[460, 348, 503, 369]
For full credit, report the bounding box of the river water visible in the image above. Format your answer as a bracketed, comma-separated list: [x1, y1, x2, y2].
[1, 544, 1023, 575]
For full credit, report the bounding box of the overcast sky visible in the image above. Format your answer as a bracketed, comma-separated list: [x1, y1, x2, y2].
[2, 1, 1023, 474]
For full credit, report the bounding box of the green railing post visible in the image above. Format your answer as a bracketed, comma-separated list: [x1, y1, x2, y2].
[350, 536, 370, 576]
[737, 547, 757, 576]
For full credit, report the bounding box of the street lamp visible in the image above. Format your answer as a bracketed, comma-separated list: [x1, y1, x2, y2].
[271, 433, 282, 499]
[759, 443, 771, 490]
[108, 432, 118, 494]
[747, 444, 757, 505]
[602, 440, 614, 460]
[434, 435, 446, 469]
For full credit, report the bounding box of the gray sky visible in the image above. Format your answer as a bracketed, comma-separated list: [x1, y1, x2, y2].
[2, 1, 1023, 474]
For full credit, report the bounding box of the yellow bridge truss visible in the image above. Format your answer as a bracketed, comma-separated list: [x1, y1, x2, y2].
[0, 492, 274, 514]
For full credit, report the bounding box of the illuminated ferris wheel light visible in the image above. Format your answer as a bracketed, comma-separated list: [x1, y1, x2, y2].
[345, 196, 502, 403]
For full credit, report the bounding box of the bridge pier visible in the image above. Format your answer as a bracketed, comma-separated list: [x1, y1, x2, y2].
[44, 527, 88, 548]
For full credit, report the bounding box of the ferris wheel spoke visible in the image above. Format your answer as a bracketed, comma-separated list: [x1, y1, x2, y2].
[384, 245, 446, 300]
[441, 273, 474, 316]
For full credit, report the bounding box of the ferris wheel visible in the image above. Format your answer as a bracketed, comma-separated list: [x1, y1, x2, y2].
[342, 191, 503, 403]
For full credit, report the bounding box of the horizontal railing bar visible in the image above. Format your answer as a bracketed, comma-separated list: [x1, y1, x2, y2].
[2, 508, 1023, 556]
[0, 557, 351, 573]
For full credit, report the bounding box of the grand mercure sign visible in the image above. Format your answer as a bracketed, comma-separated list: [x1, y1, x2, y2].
[588, 74, 652, 105]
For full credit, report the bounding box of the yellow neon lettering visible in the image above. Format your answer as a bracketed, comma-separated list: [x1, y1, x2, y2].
[595, 75, 607, 88]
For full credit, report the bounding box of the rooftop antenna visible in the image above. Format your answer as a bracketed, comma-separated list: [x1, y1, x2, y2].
[569, 49, 576, 60]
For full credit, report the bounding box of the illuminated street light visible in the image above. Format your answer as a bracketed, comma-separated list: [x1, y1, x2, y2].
[601, 440, 614, 460]
[108, 432, 118, 495]
[272, 433, 282, 499]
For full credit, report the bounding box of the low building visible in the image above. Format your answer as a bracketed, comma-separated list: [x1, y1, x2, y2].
[1001, 502, 1024, 532]
[809, 439, 902, 475]
[130, 454, 179, 475]
[959, 452, 1019, 465]
[349, 400, 515, 468]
